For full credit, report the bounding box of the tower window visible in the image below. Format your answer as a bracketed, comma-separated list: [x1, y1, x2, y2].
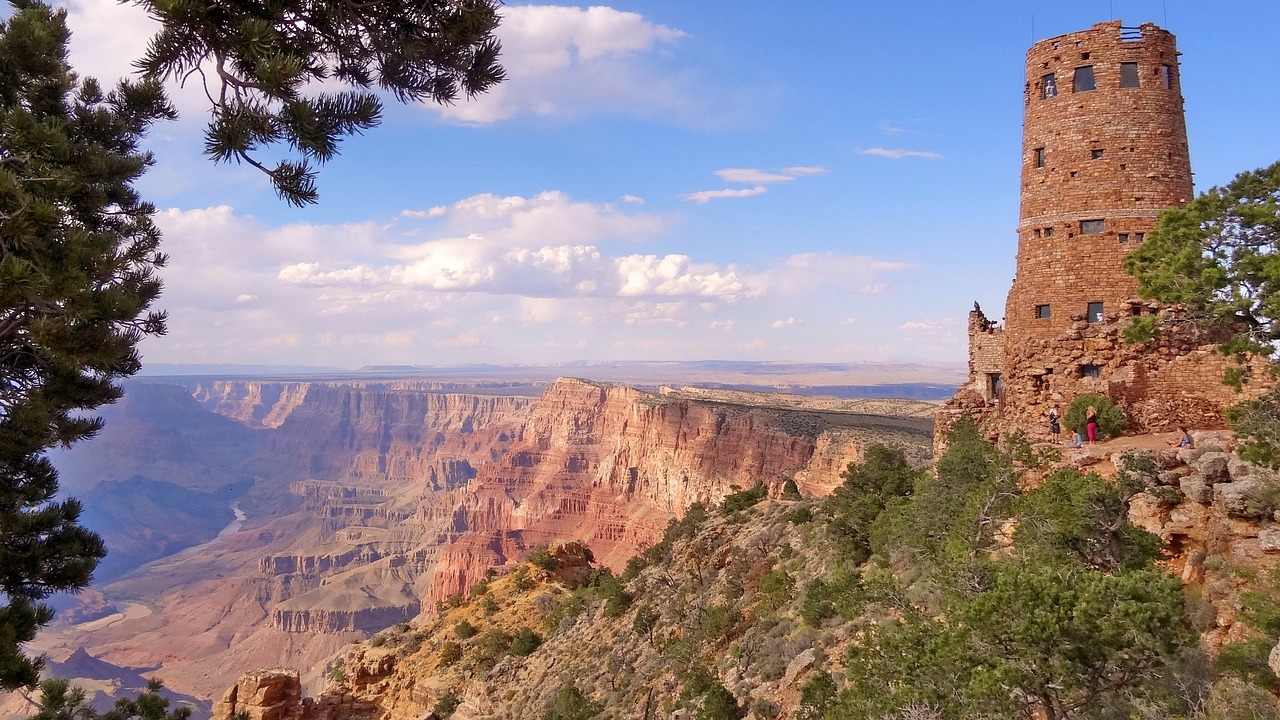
[1044, 226, 1054, 237]
[1135, 232, 1145, 243]
[1035, 304, 1051, 319]
[1042, 73, 1057, 98]
[1034, 147, 1046, 167]
[1120, 62, 1140, 88]
[1081, 219, 1104, 234]
[1087, 302, 1104, 323]
[1073, 66, 1096, 92]
[988, 373, 1003, 399]
[1159, 65, 1173, 89]
[1118, 233, 1129, 243]
[1091, 148, 1104, 160]
[1079, 364, 1102, 379]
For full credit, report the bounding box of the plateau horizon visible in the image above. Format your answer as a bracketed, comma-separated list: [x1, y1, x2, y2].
[38, 1, 1280, 368]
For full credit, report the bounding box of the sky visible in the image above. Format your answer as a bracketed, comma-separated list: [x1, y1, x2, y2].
[37, 1, 1280, 368]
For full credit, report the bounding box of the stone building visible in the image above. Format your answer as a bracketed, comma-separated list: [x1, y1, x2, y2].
[940, 21, 1264, 444]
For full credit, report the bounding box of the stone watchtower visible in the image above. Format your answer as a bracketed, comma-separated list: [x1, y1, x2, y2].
[1007, 21, 1190, 343]
[941, 21, 1259, 444]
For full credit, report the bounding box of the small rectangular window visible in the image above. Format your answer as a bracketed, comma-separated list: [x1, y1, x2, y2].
[1159, 64, 1173, 89]
[1081, 219, 1104, 234]
[1130, 305, 1142, 317]
[1091, 148, 1104, 160]
[1044, 226, 1054, 237]
[1118, 233, 1129, 243]
[1120, 62, 1140, 88]
[1074, 66, 1096, 92]
[1042, 73, 1057, 98]
[1033, 228, 1042, 238]
[1079, 364, 1102, 378]
[1035, 304, 1051, 319]
[1087, 302, 1104, 323]
[1034, 147, 1046, 167]
[988, 373, 1003, 399]
[1135, 232, 1145, 243]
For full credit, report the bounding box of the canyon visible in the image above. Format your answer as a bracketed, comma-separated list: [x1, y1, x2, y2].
[7, 374, 938, 714]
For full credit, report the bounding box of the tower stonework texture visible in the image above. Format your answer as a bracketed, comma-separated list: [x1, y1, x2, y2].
[939, 21, 1266, 449]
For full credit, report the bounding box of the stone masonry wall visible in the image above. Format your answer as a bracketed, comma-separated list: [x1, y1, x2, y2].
[1006, 21, 1191, 345]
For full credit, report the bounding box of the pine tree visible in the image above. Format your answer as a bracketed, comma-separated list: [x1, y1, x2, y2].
[0, 0, 173, 690]
[134, 0, 505, 205]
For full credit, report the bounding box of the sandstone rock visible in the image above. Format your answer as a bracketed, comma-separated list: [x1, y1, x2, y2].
[1259, 525, 1280, 553]
[782, 648, 817, 687]
[1177, 447, 1206, 465]
[1127, 493, 1169, 534]
[1157, 469, 1189, 486]
[1214, 477, 1273, 518]
[1227, 456, 1258, 480]
[212, 669, 302, 720]
[1192, 452, 1231, 484]
[1180, 476, 1212, 505]
[1151, 448, 1183, 470]
[1271, 641, 1280, 682]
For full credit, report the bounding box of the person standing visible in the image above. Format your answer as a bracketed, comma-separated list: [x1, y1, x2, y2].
[1048, 404, 1062, 443]
[1085, 405, 1099, 443]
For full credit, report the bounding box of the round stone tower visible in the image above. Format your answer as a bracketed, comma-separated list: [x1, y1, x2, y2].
[938, 20, 1266, 444]
[1004, 20, 1191, 344]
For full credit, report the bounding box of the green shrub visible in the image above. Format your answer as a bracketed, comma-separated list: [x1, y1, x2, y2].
[755, 569, 794, 612]
[432, 692, 461, 718]
[696, 681, 743, 720]
[1064, 393, 1126, 439]
[438, 641, 462, 667]
[721, 481, 767, 514]
[454, 620, 478, 639]
[543, 682, 601, 720]
[798, 670, 836, 720]
[508, 627, 542, 656]
[528, 545, 558, 571]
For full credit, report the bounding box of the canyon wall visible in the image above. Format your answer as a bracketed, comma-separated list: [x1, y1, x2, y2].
[42, 377, 933, 703]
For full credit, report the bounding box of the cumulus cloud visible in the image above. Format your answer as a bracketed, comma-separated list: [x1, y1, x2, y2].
[861, 147, 943, 160]
[401, 206, 449, 219]
[621, 195, 646, 205]
[680, 186, 769, 204]
[438, 5, 688, 123]
[141, 193, 920, 366]
[770, 317, 800, 329]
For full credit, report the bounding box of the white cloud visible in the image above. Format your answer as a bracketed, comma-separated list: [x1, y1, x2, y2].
[861, 147, 943, 160]
[737, 339, 766, 350]
[438, 5, 688, 123]
[621, 195, 646, 205]
[716, 168, 796, 184]
[857, 283, 890, 294]
[401, 206, 449, 219]
[879, 122, 906, 135]
[140, 195, 922, 366]
[900, 318, 958, 331]
[680, 186, 768, 204]
[770, 317, 800, 329]
[781, 166, 827, 177]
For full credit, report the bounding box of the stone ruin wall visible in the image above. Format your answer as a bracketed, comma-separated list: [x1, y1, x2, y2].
[938, 305, 1271, 456]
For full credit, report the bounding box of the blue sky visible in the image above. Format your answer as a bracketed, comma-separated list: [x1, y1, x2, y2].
[50, 1, 1280, 368]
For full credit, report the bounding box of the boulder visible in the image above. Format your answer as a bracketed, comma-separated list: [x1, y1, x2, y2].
[1191, 452, 1231, 484]
[1214, 477, 1274, 518]
[1271, 641, 1280, 682]
[1157, 469, 1189, 486]
[1151, 448, 1183, 470]
[1259, 525, 1280, 553]
[782, 648, 817, 687]
[1180, 476, 1212, 505]
[1177, 447, 1206, 465]
[1227, 456, 1259, 481]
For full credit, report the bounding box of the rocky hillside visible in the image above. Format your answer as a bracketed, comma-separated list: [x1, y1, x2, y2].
[210, 429, 1280, 720]
[23, 378, 934, 706]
